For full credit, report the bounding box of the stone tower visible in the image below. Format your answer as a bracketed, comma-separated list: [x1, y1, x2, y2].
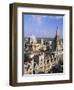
[52, 26, 62, 51]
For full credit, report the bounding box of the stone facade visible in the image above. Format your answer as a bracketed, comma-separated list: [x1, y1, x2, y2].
[24, 29, 63, 74]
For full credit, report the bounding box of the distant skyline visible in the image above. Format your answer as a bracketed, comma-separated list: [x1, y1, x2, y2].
[23, 14, 63, 38]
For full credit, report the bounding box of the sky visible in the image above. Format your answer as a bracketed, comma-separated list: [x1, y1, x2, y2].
[23, 14, 63, 38]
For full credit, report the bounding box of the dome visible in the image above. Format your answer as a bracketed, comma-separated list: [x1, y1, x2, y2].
[30, 35, 37, 43]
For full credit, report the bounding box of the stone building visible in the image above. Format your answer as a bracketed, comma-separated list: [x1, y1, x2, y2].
[52, 28, 63, 52]
[24, 27, 63, 74]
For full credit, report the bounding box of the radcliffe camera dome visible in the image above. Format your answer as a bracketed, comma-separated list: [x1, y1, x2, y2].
[30, 35, 37, 43]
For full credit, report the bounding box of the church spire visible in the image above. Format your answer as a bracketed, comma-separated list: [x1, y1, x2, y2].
[55, 26, 60, 42]
[56, 26, 59, 36]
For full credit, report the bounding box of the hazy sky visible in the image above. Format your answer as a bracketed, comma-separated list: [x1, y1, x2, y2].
[23, 14, 63, 38]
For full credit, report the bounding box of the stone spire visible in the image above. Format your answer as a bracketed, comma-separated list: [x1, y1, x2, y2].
[52, 26, 60, 51]
[56, 26, 58, 35]
[55, 26, 60, 41]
